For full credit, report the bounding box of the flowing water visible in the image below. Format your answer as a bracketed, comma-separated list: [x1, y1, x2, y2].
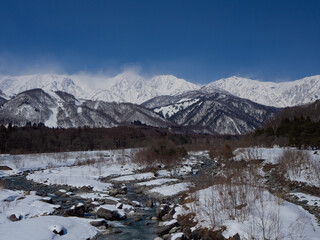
[0, 153, 216, 240]
[97, 183, 158, 240]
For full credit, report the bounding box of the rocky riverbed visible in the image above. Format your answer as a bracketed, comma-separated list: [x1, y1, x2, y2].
[0, 150, 213, 240]
[1, 148, 320, 240]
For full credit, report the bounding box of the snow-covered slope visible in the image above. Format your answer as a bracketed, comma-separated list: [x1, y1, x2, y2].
[205, 75, 320, 107]
[0, 74, 90, 99]
[0, 89, 171, 128]
[143, 90, 278, 135]
[0, 73, 199, 104]
[1, 73, 320, 107]
[86, 73, 199, 103]
[0, 88, 278, 134]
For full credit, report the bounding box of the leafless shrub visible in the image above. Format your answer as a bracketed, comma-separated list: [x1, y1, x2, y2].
[209, 143, 234, 162]
[237, 148, 262, 162]
[277, 149, 311, 178]
[133, 139, 187, 167]
[309, 154, 320, 186]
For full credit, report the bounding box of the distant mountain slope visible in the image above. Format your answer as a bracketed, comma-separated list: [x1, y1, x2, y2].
[0, 88, 278, 135]
[0, 89, 171, 128]
[0, 74, 90, 99]
[0, 73, 199, 104]
[143, 90, 278, 135]
[88, 73, 199, 104]
[1, 73, 320, 107]
[205, 75, 320, 107]
[0, 96, 6, 106]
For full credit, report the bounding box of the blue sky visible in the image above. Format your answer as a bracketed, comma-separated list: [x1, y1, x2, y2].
[0, 0, 319, 83]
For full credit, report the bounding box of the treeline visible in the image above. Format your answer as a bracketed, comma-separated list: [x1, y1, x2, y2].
[254, 100, 320, 148]
[255, 117, 320, 148]
[0, 124, 221, 154]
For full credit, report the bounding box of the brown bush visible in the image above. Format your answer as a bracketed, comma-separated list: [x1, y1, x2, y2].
[133, 139, 187, 167]
[277, 149, 310, 176]
[209, 143, 234, 162]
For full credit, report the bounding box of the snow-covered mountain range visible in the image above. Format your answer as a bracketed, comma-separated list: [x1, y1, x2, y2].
[0, 88, 277, 134]
[0, 72, 198, 104]
[1, 73, 319, 107]
[0, 72, 319, 134]
[0, 89, 171, 129]
[204, 75, 320, 107]
[142, 89, 277, 135]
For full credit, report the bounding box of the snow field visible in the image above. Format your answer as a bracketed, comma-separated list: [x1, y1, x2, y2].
[234, 147, 320, 187]
[0, 149, 137, 177]
[0, 189, 60, 224]
[149, 182, 191, 197]
[177, 185, 320, 240]
[0, 216, 98, 240]
[136, 178, 178, 186]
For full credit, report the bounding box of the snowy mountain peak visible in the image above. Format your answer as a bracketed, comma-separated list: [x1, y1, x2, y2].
[0, 73, 200, 104]
[1, 73, 320, 107]
[206, 75, 320, 107]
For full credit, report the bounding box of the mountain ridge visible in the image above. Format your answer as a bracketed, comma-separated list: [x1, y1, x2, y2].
[1, 73, 320, 107]
[0, 88, 278, 135]
[143, 90, 278, 135]
[0, 88, 172, 129]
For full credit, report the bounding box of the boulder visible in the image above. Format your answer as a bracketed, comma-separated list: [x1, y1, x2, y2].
[79, 186, 93, 192]
[16, 196, 26, 201]
[103, 199, 118, 205]
[113, 229, 123, 234]
[156, 222, 178, 236]
[147, 199, 153, 208]
[232, 233, 241, 240]
[132, 201, 141, 207]
[8, 214, 21, 222]
[0, 166, 12, 170]
[50, 225, 64, 235]
[85, 201, 97, 212]
[40, 197, 53, 204]
[97, 207, 126, 221]
[162, 213, 173, 221]
[90, 220, 108, 227]
[116, 203, 123, 209]
[64, 204, 85, 217]
[134, 216, 142, 221]
[109, 188, 126, 196]
[156, 204, 170, 220]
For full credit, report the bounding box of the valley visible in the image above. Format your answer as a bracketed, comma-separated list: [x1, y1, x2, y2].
[1, 73, 320, 240]
[0, 146, 319, 240]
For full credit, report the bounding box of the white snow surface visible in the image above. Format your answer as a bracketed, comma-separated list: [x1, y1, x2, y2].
[136, 178, 179, 186]
[171, 232, 184, 240]
[149, 182, 191, 196]
[76, 192, 118, 202]
[179, 186, 320, 240]
[154, 98, 200, 118]
[0, 189, 60, 224]
[24, 150, 140, 191]
[0, 149, 137, 177]
[289, 192, 320, 207]
[27, 166, 114, 191]
[0, 215, 98, 240]
[234, 147, 320, 187]
[110, 172, 155, 182]
[45, 106, 58, 128]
